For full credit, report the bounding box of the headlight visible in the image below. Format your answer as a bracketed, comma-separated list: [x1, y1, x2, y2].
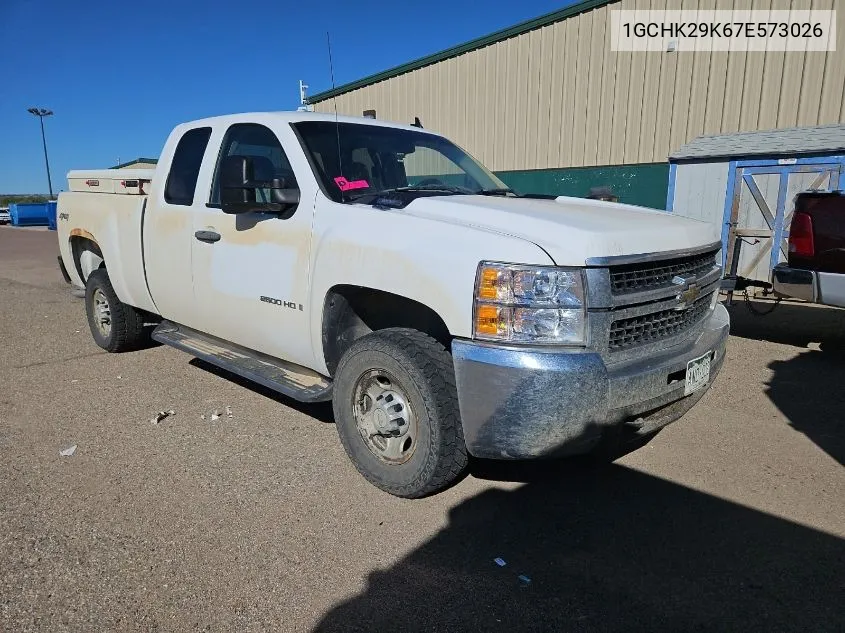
[714, 247, 724, 270]
[474, 262, 586, 344]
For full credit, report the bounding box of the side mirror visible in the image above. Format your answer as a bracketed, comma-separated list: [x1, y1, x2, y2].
[220, 156, 299, 215]
[269, 182, 300, 206]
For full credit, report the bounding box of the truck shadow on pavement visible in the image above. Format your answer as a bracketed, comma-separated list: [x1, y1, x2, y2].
[726, 300, 845, 349]
[726, 300, 845, 466]
[765, 348, 845, 467]
[314, 462, 844, 633]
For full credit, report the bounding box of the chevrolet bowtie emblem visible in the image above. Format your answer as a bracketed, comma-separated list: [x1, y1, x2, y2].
[672, 275, 699, 310]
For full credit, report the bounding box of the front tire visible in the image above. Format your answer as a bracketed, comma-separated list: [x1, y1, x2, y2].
[332, 328, 468, 498]
[85, 268, 149, 352]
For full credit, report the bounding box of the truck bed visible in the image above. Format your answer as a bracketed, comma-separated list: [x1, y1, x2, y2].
[56, 186, 156, 314]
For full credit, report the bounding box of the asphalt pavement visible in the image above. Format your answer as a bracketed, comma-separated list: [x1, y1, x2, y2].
[1, 225, 843, 632]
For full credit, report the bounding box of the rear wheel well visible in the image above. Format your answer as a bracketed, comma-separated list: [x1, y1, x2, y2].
[322, 286, 452, 376]
[70, 236, 104, 282]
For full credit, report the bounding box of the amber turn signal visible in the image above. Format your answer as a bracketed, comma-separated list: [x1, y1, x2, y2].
[475, 304, 503, 336]
[477, 267, 502, 300]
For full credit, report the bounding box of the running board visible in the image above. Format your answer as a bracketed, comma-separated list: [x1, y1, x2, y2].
[152, 321, 332, 403]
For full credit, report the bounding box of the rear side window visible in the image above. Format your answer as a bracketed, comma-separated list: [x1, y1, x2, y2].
[164, 127, 212, 205]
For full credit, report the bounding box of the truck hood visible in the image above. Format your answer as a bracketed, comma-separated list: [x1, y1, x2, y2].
[398, 195, 719, 265]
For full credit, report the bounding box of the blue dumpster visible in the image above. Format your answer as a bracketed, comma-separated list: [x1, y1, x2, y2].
[9, 202, 50, 227]
[46, 201, 58, 230]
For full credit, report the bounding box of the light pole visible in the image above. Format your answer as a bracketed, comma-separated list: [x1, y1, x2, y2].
[27, 107, 54, 199]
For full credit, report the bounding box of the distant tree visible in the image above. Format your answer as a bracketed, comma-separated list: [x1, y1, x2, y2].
[0, 194, 50, 206]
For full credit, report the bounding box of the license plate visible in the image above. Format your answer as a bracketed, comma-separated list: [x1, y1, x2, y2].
[684, 352, 712, 396]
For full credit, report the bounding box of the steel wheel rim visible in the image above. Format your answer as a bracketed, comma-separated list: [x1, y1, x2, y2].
[352, 369, 417, 465]
[92, 288, 112, 338]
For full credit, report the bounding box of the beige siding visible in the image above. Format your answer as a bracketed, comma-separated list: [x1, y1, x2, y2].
[636, 0, 662, 162]
[546, 25, 565, 167]
[583, 9, 607, 166]
[315, 0, 845, 171]
[818, 0, 845, 123]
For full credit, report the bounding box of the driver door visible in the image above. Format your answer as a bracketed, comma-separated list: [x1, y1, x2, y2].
[190, 123, 315, 368]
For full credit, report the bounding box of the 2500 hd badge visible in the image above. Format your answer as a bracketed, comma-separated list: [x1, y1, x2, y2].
[260, 295, 303, 311]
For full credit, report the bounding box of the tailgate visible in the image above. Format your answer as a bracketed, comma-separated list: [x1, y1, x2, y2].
[790, 191, 845, 274]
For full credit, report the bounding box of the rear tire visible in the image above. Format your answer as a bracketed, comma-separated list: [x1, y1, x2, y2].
[85, 268, 149, 352]
[332, 328, 468, 498]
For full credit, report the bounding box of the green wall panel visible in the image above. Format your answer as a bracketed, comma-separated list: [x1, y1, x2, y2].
[495, 163, 670, 210]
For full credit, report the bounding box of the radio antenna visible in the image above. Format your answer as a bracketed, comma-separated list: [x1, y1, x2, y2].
[327, 31, 344, 200]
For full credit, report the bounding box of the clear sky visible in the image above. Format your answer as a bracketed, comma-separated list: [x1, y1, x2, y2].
[0, 0, 573, 194]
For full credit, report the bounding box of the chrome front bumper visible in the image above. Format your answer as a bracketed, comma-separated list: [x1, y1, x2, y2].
[451, 303, 730, 459]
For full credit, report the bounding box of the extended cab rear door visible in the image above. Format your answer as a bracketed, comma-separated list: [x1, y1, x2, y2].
[143, 126, 213, 326]
[190, 122, 316, 368]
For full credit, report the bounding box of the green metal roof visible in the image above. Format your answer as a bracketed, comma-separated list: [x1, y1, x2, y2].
[310, 0, 614, 103]
[110, 157, 158, 169]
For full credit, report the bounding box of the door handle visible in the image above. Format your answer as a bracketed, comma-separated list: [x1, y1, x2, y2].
[195, 230, 221, 243]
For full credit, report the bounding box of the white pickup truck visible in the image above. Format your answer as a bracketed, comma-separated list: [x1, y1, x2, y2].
[56, 112, 729, 497]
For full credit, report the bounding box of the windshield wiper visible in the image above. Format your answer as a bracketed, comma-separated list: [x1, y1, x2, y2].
[393, 184, 475, 194]
[347, 184, 473, 202]
[475, 187, 517, 196]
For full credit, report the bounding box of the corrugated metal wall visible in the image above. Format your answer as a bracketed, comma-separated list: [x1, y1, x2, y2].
[315, 0, 845, 172]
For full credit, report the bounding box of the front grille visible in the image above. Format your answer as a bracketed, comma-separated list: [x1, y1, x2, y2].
[608, 293, 713, 352]
[610, 250, 718, 295]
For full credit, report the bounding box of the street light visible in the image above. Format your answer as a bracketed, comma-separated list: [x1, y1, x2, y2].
[27, 107, 54, 199]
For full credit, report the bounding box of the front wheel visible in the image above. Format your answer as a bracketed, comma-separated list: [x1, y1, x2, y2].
[332, 328, 468, 498]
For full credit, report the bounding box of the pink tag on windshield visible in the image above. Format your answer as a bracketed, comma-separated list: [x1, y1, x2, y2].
[334, 176, 369, 192]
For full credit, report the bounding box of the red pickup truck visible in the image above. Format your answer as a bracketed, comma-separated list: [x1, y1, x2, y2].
[773, 190, 845, 307]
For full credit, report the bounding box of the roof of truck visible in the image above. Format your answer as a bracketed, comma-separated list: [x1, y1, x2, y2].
[177, 111, 437, 134]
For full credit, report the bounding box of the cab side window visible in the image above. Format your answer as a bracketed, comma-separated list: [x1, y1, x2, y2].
[164, 127, 212, 205]
[210, 124, 297, 205]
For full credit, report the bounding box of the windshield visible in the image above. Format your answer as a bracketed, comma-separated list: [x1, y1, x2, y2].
[291, 121, 508, 203]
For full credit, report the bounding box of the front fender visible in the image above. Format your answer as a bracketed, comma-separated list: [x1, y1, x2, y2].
[307, 202, 552, 375]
